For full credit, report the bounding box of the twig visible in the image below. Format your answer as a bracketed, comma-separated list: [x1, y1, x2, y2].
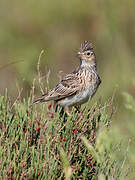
[10, 87, 23, 110]
[58, 70, 64, 81]
[120, 138, 131, 171]
[46, 69, 50, 92]
[37, 50, 45, 94]
[30, 78, 36, 102]
[0, 60, 24, 71]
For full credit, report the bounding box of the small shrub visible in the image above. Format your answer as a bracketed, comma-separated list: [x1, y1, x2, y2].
[0, 91, 129, 179]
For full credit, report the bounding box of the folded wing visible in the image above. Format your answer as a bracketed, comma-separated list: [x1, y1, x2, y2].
[32, 72, 82, 105]
[44, 73, 81, 101]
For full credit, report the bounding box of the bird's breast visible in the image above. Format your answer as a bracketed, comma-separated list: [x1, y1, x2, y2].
[58, 69, 101, 107]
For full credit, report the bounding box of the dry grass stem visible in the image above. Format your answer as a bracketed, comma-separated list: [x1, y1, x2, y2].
[45, 69, 50, 92]
[37, 50, 45, 95]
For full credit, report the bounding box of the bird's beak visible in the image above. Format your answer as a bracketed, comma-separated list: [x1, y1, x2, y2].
[77, 52, 82, 58]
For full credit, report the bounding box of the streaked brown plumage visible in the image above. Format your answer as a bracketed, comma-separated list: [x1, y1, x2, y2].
[32, 41, 101, 114]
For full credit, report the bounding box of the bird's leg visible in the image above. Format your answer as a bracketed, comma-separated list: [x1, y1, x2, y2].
[75, 105, 83, 120]
[75, 105, 81, 113]
[64, 106, 72, 116]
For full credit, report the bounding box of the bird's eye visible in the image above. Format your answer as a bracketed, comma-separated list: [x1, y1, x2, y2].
[86, 52, 90, 56]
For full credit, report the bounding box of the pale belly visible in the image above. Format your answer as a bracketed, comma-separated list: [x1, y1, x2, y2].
[59, 87, 97, 107]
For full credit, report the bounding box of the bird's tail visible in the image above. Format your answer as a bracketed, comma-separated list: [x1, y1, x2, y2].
[30, 97, 46, 106]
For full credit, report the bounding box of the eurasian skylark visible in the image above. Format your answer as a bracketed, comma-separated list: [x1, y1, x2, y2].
[32, 41, 101, 115]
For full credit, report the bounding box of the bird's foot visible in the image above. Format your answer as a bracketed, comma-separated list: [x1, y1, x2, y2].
[64, 106, 72, 117]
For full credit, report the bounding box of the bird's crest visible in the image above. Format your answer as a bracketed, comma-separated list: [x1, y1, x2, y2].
[79, 41, 93, 52]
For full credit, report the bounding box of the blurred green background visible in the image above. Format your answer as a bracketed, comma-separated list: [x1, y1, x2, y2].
[0, 0, 135, 177]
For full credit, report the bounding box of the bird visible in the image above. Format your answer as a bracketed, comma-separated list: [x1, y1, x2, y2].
[32, 41, 101, 115]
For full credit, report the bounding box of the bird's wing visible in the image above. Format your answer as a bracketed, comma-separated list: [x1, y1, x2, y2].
[42, 72, 82, 101]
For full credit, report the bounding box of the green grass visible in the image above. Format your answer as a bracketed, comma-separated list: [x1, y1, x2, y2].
[0, 90, 131, 179]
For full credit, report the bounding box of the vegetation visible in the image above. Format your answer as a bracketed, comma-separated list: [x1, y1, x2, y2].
[0, 90, 132, 179]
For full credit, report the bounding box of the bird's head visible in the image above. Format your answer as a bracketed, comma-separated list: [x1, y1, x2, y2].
[77, 41, 96, 66]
